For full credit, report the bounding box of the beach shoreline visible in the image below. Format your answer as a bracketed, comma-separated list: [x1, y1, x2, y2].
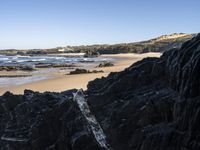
[0, 53, 161, 95]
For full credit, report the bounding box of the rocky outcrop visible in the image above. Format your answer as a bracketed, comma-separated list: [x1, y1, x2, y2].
[0, 90, 102, 150]
[0, 34, 200, 150]
[86, 33, 200, 150]
[97, 62, 114, 68]
[69, 68, 104, 75]
[84, 50, 100, 57]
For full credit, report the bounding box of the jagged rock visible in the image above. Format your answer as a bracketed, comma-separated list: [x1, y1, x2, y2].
[0, 90, 102, 150]
[86, 33, 200, 150]
[1, 34, 200, 150]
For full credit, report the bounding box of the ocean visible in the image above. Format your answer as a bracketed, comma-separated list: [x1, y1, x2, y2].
[0, 54, 113, 88]
[0, 55, 112, 66]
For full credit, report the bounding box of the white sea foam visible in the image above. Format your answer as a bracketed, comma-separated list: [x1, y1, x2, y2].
[0, 55, 112, 65]
[30, 58, 46, 62]
[0, 58, 9, 60]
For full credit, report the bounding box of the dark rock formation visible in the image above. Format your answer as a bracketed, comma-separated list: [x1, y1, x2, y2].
[86, 33, 200, 150]
[69, 68, 104, 75]
[97, 62, 114, 68]
[1, 34, 200, 150]
[84, 50, 100, 57]
[0, 90, 102, 150]
[35, 63, 80, 69]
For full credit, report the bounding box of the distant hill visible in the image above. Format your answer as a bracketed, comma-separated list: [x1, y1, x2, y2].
[69, 33, 195, 54]
[0, 33, 196, 55]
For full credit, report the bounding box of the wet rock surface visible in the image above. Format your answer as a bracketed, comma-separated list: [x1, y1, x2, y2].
[0, 34, 200, 150]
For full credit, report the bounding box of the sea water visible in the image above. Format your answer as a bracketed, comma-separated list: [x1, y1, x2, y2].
[0, 55, 112, 66]
[0, 55, 113, 88]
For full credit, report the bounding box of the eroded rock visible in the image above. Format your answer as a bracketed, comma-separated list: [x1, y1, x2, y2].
[0, 90, 102, 150]
[86, 33, 200, 150]
[1, 34, 200, 150]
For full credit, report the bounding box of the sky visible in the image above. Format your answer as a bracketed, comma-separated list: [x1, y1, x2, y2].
[0, 0, 199, 49]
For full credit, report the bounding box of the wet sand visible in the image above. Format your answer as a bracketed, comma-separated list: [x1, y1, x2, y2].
[0, 53, 161, 95]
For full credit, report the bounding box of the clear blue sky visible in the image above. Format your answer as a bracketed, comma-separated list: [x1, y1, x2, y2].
[0, 0, 199, 49]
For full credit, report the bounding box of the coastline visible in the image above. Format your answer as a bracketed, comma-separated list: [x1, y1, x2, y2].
[0, 53, 161, 95]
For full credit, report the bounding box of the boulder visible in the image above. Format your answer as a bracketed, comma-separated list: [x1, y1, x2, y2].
[97, 62, 114, 68]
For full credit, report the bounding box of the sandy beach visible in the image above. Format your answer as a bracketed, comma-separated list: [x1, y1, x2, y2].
[0, 53, 161, 95]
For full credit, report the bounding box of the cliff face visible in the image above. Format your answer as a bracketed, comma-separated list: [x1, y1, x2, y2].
[0, 34, 200, 150]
